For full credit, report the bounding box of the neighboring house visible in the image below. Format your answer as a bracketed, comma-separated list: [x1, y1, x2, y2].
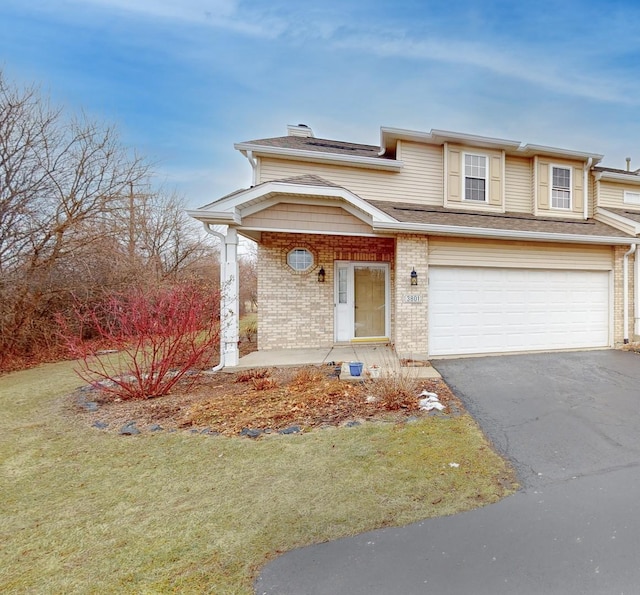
[188, 124, 640, 366]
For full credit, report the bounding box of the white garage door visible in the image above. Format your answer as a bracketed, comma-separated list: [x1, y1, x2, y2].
[428, 267, 610, 356]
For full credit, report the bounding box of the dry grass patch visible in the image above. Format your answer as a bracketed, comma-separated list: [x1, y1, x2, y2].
[1, 361, 519, 594]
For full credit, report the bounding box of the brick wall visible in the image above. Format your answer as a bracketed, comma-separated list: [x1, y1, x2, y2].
[613, 246, 636, 345]
[258, 232, 395, 350]
[394, 234, 429, 358]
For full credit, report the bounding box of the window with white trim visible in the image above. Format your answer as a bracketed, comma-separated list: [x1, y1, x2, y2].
[551, 166, 571, 209]
[287, 248, 313, 272]
[464, 153, 488, 202]
[624, 190, 640, 205]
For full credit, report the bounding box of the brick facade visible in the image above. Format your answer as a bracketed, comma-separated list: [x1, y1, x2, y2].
[258, 232, 395, 350]
[394, 234, 429, 358]
[613, 246, 636, 345]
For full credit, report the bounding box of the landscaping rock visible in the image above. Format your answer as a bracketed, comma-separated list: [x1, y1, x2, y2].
[80, 401, 99, 412]
[92, 421, 108, 429]
[120, 422, 140, 435]
[278, 425, 301, 435]
[200, 428, 220, 436]
[148, 424, 163, 432]
[345, 420, 361, 428]
[240, 428, 262, 438]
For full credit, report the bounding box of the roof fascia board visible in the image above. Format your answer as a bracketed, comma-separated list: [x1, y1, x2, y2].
[234, 142, 402, 171]
[379, 126, 603, 164]
[596, 209, 640, 235]
[594, 170, 640, 185]
[239, 226, 385, 239]
[519, 144, 603, 163]
[372, 220, 636, 245]
[186, 210, 241, 225]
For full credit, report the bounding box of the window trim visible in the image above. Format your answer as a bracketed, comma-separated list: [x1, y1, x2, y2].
[286, 247, 314, 272]
[463, 152, 489, 203]
[550, 164, 572, 210]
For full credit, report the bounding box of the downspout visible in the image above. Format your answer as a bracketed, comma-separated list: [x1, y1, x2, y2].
[623, 243, 637, 344]
[203, 223, 227, 371]
[583, 157, 593, 220]
[240, 150, 258, 186]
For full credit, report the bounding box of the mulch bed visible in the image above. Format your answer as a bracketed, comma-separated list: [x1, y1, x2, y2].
[70, 365, 465, 437]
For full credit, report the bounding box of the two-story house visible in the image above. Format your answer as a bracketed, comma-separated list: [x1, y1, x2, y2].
[188, 125, 640, 366]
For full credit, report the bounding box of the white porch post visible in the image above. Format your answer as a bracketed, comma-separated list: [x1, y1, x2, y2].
[222, 227, 240, 366]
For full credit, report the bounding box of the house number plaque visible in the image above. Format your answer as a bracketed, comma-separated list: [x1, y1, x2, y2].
[403, 294, 422, 303]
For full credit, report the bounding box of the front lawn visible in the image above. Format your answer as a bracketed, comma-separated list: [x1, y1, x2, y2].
[0, 361, 517, 593]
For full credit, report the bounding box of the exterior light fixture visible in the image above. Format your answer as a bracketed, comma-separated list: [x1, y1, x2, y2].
[410, 268, 418, 286]
[317, 266, 326, 283]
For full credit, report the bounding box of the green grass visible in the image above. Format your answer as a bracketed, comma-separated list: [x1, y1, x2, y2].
[0, 361, 517, 594]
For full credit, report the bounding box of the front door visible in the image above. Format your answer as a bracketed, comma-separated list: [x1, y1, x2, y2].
[335, 262, 389, 342]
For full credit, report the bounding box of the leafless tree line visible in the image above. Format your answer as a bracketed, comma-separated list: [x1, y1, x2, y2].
[0, 70, 228, 367]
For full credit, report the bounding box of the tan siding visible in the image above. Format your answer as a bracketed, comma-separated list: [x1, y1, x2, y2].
[505, 155, 532, 213]
[428, 237, 613, 270]
[597, 180, 640, 211]
[242, 203, 372, 234]
[258, 140, 444, 205]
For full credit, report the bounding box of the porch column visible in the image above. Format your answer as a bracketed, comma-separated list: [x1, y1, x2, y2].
[222, 227, 240, 366]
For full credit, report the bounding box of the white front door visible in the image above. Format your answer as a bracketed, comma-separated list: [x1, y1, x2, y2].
[335, 262, 389, 342]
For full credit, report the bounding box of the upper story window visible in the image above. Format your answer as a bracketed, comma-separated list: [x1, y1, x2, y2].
[624, 190, 640, 205]
[551, 166, 571, 209]
[464, 153, 488, 202]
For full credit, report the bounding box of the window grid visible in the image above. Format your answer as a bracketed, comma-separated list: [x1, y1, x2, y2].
[287, 248, 313, 272]
[551, 166, 571, 209]
[464, 154, 487, 202]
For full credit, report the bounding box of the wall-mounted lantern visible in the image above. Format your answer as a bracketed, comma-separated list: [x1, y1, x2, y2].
[410, 267, 418, 286]
[317, 266, 326, 283]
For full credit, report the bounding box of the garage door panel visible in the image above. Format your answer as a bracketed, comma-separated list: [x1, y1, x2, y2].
[428, 267, 610, 356]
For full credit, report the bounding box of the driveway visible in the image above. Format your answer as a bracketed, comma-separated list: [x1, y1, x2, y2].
[255, 350, 640, 594]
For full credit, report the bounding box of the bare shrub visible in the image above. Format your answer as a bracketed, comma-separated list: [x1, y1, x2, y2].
[291, 367, 325, 387]
[252, 377, 279, 391]
[57, 282, 220, 399]
[367, 372, 421, 411]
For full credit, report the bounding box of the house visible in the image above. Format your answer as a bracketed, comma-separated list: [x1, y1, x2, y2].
[188, 124, 640, 366]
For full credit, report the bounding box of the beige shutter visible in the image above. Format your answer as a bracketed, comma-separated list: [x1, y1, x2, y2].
[573, 166, 584, 213]
[448, 147, 461, 202]
[489, 154, 502, 206]
[538, 161, 549, 209]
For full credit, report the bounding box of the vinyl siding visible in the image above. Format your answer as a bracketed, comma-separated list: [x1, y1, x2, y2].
[598, 180, 640, 211]
[505, 155, 532, 213]
[428, 237, 613, 270]
[258, 141, 443, 205]
[241, 203, 373, 234]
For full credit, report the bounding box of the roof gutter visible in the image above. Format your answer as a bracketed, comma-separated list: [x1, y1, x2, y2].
[372, 220, 637, 245]
[234, 142, 403, 171]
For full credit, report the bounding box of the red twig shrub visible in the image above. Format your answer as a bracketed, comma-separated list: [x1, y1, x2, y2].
[57, 282, 221, 399]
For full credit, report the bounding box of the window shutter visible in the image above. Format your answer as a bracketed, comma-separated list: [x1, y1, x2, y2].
[489, 154, 502, 206]
[448, 147, 461, 202]
[538, 161, 549, 209]
[573, 166, 583, 213]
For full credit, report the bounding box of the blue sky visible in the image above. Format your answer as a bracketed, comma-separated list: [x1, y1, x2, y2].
[2, 0, 640, 207]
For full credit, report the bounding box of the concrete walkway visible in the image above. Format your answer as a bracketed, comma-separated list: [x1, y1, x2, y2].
[233, 345, 441, 379]
[255, 350, 640, 594]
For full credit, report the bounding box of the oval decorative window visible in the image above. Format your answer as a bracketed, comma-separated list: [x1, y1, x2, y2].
[287, 248, 313, 272]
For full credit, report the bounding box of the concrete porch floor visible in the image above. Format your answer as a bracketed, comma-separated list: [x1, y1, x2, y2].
[230, 345, 441, 379]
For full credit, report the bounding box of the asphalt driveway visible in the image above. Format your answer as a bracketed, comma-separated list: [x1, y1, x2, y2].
[256, 350, 640, 594]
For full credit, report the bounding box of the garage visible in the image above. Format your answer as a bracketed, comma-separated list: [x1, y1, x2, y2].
[428, 266, 610, 356]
